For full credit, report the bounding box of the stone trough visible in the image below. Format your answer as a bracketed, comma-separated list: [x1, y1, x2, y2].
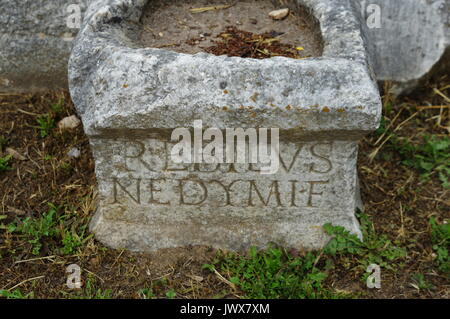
[69, 0, 382, 252]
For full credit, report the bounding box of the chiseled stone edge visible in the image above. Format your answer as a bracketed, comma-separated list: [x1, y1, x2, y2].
[69, 0, 382, 138]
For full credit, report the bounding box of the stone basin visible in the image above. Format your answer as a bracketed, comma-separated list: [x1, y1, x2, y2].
[69, 0, 382, 252]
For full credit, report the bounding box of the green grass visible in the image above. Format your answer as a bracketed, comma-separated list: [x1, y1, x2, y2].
[50, 98, 65, 114]
[65, 275, 113, 299]
[430, 217, 450, 274]
[0, 154, 12, 172]
[324, 212, 407, 272]
[8, 204, 59, 255]
[7, 203, 90, 256]
[165, 289, 177, 299]
[204, 247, 335, 299]
[411, 273, 434, 291]
[139, 288, 156, 299]
[36, 113, 55, 138]
[395, 135, 450, 188]
[0, 288, 34, 299]
[204, 212, 406, 299]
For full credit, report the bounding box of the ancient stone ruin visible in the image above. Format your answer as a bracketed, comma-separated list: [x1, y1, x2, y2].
[68, 0, 381, 251]
[1, 0, 448, 95]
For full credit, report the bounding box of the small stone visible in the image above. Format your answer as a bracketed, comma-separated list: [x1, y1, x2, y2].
[58, 115, 81, 130]
[269, 8, 289, 20]
[187, 274, 204, 282]
[5, 148, 26, 161]
[67, 147, 81, 158]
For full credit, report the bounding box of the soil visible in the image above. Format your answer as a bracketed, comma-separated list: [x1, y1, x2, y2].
[0, 76, 449, 298]
[139, 0, 323, 59]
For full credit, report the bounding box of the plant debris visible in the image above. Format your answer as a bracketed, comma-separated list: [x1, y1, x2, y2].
[189, 3, 236, 13]
[201, 26, 307, 59]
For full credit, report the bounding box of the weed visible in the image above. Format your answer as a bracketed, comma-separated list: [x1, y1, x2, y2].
[50, 98, 64, 114]
[375, 116, 387, 136]
[59, 161, 74, 175]
[61, 227, 90, 255]
[430, 217, 450, 274]
[202, 213, 402, 299]
[8, 204, 59, 255]
[166, 289, 177, 299]
[36, 113, 55, 138]
[204, 247, 342, 299]
[7, 203, 90, 256]
[69, 275, 112, 299]
[411, 273, 434, 290]
[0, 154, 12, 172]
[0, 135, 8, 152]
[0, 288, 34, 299]
[324, 212, 407, 273]
[139, 288, 155, 299]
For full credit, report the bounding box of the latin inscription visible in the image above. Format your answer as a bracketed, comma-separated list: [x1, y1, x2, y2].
[101, 139, 336, 209]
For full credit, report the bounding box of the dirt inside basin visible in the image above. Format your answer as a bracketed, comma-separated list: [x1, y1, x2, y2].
[139, 0, 323, 59]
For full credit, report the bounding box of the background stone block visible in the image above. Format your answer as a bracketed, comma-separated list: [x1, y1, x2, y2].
[357, 0, 450, 95]
[0, 0, 88, 92]
[1, 0, 448, 95]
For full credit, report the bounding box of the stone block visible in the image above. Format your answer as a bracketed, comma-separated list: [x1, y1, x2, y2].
[69, 0, 382, 251]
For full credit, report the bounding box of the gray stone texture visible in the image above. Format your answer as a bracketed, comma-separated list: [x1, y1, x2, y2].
[90, 138, 363, 251]
[1, 0, 448, 94]
[0, 0, 88, 92]
[357, 0, 450, 95]
[69, 0, 381, 251]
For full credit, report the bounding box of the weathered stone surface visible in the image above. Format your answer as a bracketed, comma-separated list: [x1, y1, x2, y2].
[91, 138, 362, 251]
[69, 0, 382, 252]
[356, 0, 450, 95]
[0, 0, 88, 92]
[1, 0, 447, 95]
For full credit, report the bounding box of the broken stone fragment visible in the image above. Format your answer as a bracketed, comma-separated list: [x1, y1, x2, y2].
[58, 115, 81, 130]
[356, 0, 449, 95]
[67, 147, 81, 158]
[269, 8, 289, 20]
[0, 0, 90, 93]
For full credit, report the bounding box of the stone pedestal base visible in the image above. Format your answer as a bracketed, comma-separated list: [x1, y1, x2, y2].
[90, 138, 362, 251]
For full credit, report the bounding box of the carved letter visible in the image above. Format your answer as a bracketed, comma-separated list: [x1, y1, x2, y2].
[179, 179, 208, 206]
[125, 141, 155, 172]
[148, 178, 170, 206]
[248, 180, 283, 207]
[279, 146, 303, 173]
[112, 178, 141, 204]
[208, 180, 244, 207]
[306, 180, 329, 207]
[310, 143, 333, 174]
